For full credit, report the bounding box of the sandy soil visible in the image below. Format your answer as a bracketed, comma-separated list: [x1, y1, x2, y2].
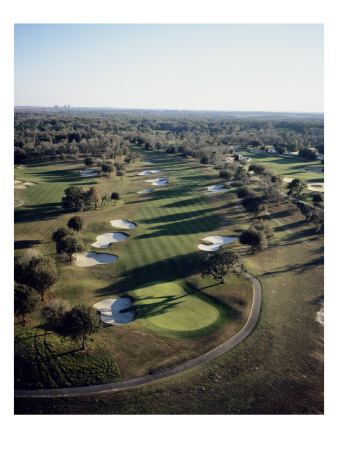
[110, 219, 137, 229]
[302, 166, 324, 174]
[145, 177, 168, 186]
[14, 181, 38, 189]
[205, 185, 229, 194]
[307, 183, 324, 192]
[93, 297, 135, 325]
[92, 233, 129, 248]
[81, 171, 99, 177]
[198, 235, 238, 251]
[92, 232, 128, 248]
[137, 189, 154, 194]
[138, 170, 163, 176]
[74, 252, 118, 267]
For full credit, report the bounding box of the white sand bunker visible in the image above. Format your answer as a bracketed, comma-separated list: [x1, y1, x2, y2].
[15, 181, 38, 189]
[110, 219, 136, 229]
[138, 170, 164, 176]
[283, 177, 294, 183]
[145, 177, 168, 186]
[138, 188, 154, 194]
[142, 161, 153, 165]
[81, 169, 99, 177]
[316, 299, 324, 326]
[198, 235, 238, 251]
[307, 183, 324, 192]
[17, 165, 27, 169]
[93, 297, 135, 325]
[302, 166, 324, 174]
[92, 232, 128, 248]
[74, 252, 118, 267]
[205, 185, 229, 194]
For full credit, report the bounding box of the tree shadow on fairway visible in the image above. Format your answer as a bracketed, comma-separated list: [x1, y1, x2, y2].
[14, 239, 41, 249]
[95, 252, 202, 297]
[131, 297, 183, 319]
[134, 213, 221, 239]
[14, 202, 65, 224]
[264, 256, 324, 277]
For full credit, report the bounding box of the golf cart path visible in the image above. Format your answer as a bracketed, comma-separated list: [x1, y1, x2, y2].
[14, 204, 262, 398]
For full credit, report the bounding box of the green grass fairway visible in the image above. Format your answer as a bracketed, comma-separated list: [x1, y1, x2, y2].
[238, 149, 324, 183]
[131, 281, 233, 339]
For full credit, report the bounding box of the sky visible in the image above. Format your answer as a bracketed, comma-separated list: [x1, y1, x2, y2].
[14, 24, 323, 112]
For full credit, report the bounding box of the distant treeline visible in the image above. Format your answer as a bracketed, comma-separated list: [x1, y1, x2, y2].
[14, 110, 324, 164]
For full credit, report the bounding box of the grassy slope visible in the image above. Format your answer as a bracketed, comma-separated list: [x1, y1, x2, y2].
[238, 149, 324, 183]
[131, 280, 233, 339]
[14, 152, 253, 385]
[15, 152, 323, 414]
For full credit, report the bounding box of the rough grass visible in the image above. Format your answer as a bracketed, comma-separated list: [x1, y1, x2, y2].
[14, 321, 119, 389]
[15, 197, 323, 414]
[14, 151, 253, 385]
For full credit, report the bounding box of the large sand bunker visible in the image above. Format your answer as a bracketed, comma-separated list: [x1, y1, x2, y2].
[14, 180, 38, 189]
[138, 170, 163, 176]
[205, 185, 229, 194]
[93, 297, 135, 325]
[302, 166, 324, 174]
[198, 235, 238, 251]
[137, 188, 154, 194]
[74, 252, 118, 267]
[92, 232, 128, 248]
[283, 177, 324, 192]
[307, 183, 324, 192]
[81, 169, 99, 177]
[110, 219, 136, 229]
[145, 177, 168, 186]
[142, 161, 153, 165]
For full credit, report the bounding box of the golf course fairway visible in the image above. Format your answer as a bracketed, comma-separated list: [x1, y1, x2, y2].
[131, 281, 233, 339]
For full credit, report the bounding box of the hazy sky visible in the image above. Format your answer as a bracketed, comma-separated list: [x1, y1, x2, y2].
[14, 24, 324, 112]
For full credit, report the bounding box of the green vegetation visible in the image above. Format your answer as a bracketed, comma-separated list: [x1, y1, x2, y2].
[14, 111, 323, 414]
[131, 280, 233, 339]
[14, 324, 119, 389]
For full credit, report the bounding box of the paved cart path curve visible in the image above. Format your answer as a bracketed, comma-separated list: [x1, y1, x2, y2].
[15, 202, 261, 398]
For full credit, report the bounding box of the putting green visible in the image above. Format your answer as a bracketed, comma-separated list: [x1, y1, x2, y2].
[131, 281, 233, 339]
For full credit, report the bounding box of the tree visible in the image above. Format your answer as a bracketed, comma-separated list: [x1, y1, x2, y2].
[41, 298, 70, 332]
[61, 186, 85, 211]
[287, 178, 307, 205]
[14, 283, 39, 323]
[199, 250, 242, 284]
[84, 157, 94, 168]
[200, 155, 209, 164]
[14, 255, 58, 301]
[237, 186, 254, 199]
[116, 170, 125, 181]
[63, 305, 101, 350]
[52, 226, 74, 242]
[312, 192, 323, 207]
[219, 169, 234, 180]
[242, 194, 266, 217]
[239, 228, 266, 254]
[56, 235, 85, 261]
[87, 186, 101, 209]
[111, 192, 120, 205]
[67, 216, 84, 233]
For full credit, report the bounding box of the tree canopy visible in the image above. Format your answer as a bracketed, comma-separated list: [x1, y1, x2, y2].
[63, 305, 101, 350]
[14, 282, 39, 323]
[199, 250, 242, 284]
